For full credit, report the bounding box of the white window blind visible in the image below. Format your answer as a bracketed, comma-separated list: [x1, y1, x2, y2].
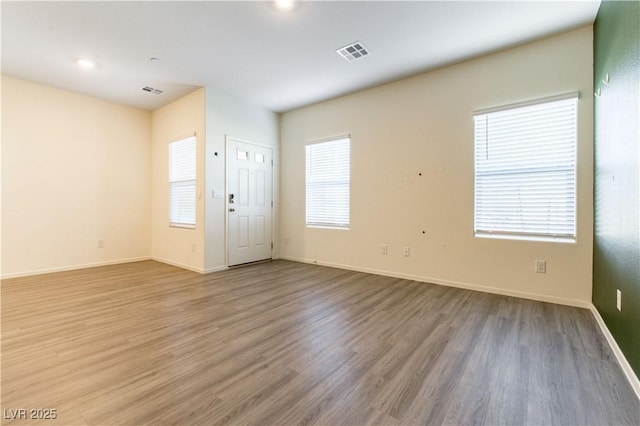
[169, 136, 196, 228]
[306, 137, 350, 229]
[474, 95, 578, 242]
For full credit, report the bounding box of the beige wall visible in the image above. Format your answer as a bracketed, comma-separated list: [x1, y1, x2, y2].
[205, 89, 280, 271]
[0, 77, 4, 278]
[2, 26, 595, 305]
[280, 26, 594, 306]
[0, 77, 4, 279]
[150, 88, 206, 272]
[1, 81, 275, 277]
[1, 76, 151, 278]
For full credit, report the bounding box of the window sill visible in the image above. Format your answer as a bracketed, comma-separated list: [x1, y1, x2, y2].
[306, 225, 350, 231]
[170, 223, 196, 230]
[474, 232, 576, 244]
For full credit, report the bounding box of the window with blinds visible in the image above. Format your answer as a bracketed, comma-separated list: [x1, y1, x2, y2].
[473, 94, 578, 242]
[306, 137, 350, 229]
[169, 136, 196, 228]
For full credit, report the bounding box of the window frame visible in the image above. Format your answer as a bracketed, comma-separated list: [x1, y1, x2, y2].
[168, 135, 197, 229]
[473, 93, 579, 243]
[305, 136, 351, 230]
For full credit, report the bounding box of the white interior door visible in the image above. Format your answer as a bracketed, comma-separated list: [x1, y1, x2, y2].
[227, 139, 273, 266]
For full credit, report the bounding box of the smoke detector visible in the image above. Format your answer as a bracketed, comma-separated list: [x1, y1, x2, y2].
[336, 42, 370, 62]
[140, 86, 163, 95]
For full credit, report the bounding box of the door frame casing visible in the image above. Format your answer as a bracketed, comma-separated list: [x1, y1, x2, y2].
[225, 135, 274, 268]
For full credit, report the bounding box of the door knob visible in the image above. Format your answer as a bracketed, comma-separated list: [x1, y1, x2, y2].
[229, 208, 235, 212]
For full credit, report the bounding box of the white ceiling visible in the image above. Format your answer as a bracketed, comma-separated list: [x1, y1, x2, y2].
[1, 1, 600, 113]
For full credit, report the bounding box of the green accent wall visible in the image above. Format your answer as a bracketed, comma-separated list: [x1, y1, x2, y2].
[593, 0, 640, 376]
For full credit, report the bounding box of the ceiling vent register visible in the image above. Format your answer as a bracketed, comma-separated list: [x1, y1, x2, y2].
[336, 42, 370, 62]
[140, 86, 164, 95]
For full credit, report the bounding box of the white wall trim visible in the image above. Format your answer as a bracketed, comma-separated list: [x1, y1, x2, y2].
[590, 304, 640, 400]
[279, 256, 592, 308]
[151, 256, 205, 274]
[204, 265, 227, 274]
[1, 257, 151, 280]
[4, 254, 637, 399]
[1, 256, 228, 280]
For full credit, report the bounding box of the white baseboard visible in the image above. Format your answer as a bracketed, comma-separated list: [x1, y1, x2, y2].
[280, 256, 591, 309]
[1, 256, 152, 279]
[151, 258, 228, 274]
[590, 305, 640, 400]
[203, 265, 227, 274]
[2, 256, 229, 279]
[151, 256, 206, 274]
[4, 254, 636, 399]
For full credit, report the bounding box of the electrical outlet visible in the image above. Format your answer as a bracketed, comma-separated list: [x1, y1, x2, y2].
[535, 260, 546, 273]
[403, 247, 410, 257]
[616, 289, 622, 311]
[97, 240, 105, 248]
[192, 243, 196, 253]
[381, 244, 388, 255]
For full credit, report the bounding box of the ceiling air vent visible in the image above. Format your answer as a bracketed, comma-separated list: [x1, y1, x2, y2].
[140, 86, 164, 95]
[336, 41, 370, 62]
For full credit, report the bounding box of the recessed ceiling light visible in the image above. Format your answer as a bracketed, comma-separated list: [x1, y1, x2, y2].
[77, 58, 96, 69]
[275, 0, 295, 11]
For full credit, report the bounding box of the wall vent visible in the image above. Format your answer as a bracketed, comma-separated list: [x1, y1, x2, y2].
[336, 41, 370, 62]
[140, 86, 164, 95]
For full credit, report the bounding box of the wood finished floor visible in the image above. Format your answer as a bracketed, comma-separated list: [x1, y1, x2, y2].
[2, 260, 638, 426]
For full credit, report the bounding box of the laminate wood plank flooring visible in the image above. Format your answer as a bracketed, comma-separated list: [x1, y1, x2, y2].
[1, 260, 638, 425]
